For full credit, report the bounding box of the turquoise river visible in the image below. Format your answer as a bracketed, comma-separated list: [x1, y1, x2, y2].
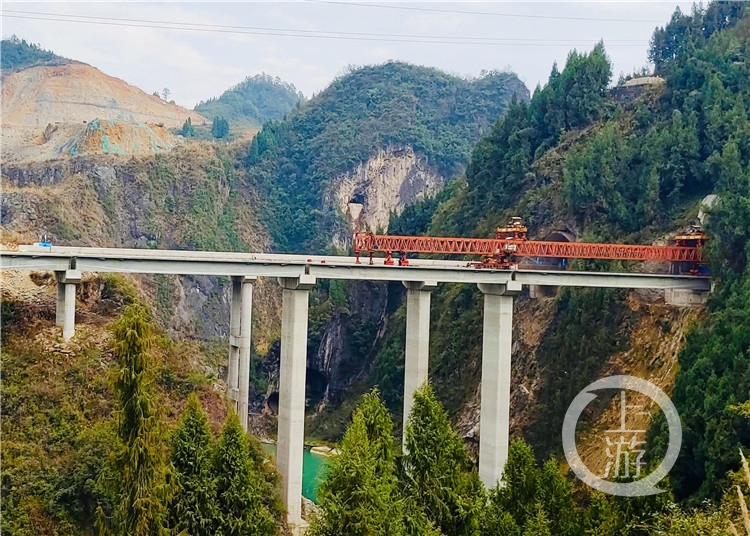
[262, 444, 328, 503]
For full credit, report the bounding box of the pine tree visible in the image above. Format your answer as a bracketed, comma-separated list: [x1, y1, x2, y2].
[521, 503, 552, 536]
[490, 439, 539, 528]
[181, 117, 195, 138]
[403, 383, 483, 536]
[211, 116, 230, 139]
[168, 393, 220, 536]
[96, 304, 168, 536]
[484, 440, 582, 535]
[309, 389, 407, 536]
[537, 459, 582, 536]
[214, 411, 276, 536]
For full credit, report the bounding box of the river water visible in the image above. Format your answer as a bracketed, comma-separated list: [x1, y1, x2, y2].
[262, 443, 328, 503]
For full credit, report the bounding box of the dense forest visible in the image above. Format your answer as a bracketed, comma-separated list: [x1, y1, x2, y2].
[241, 62, 529, 252]
[194, 73, 304, 128]
[0, 35, 67, 71]
[310, 385, 750, 535]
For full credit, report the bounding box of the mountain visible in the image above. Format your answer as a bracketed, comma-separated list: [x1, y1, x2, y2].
[194, 73, 303, 128]
[243, 61, 529, 252]
[2, 60, 207, 163]
[4, 5, 749, 531]
[357, 2, 749, 504]
[1, 35, 69, 71]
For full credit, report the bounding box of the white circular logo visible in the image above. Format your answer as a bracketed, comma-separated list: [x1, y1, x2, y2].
[562, 375, 682, 497]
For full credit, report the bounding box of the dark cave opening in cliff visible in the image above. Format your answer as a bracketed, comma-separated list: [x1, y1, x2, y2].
[306, 368, 328, 406]
[266, 392, 279, 414]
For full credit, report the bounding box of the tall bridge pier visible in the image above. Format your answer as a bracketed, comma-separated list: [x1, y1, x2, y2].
[226, 276, 255, 425]
[1, 246, 711, 532]
[277, 275, 316, 526]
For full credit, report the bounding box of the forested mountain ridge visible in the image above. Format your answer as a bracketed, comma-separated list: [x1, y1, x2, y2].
[194, 73, 304, 128]
[241, 61, 529, 252]
[1, 35, 70, 71]
[356, 1, 749, 508]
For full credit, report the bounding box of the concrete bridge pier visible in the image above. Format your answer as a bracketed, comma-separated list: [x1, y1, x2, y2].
[402, 280, 438, 449]
[227, 276, 255, 428]
[55, 269, 81, 341]
[55, 271, 66, 326]
[277, 274, 316, 531]
[477, 281, 521, 489]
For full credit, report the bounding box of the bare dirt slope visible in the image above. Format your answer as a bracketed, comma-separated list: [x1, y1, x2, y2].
[1, 62, 207, 163]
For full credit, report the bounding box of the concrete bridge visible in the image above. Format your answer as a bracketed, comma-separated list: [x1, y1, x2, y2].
[1, 246, 711, 530]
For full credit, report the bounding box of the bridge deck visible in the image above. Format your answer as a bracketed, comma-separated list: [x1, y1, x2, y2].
[0, 246, 711, 290]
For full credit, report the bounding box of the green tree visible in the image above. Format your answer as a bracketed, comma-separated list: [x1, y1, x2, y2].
[402, 383, 483, 536]
[537, 459, 581, 536]
[96, 305, 169, 536]
[582, 464, 671, 536]
[521, 504, 552, 536]
[195, 73, 303, 128]
[310, 389, 409, 536]
[168, 393, 220, 536]
[0, 35, 62, 70]
[245, 433, 285, 524]
[650, 137, 750, 501]
[181, 117, 195, 138]
[214, 411, 276, 536]
[483, 440, 581, 535]
[490, 440, 539, 528]
[211, 116, 230, 139]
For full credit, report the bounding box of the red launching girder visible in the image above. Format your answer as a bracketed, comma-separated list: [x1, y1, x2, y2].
[352, 233, 704, 265]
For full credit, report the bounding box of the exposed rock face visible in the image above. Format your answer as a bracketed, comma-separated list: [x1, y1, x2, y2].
[327, 145, 444, 246]
[310, 280, 391, 405]
[2, 62, 206, 163]
[254, 280, 392, 416]
[1, 147, 277, 342]
[2, 62, 204, 129]
[611, 76, 665, 105]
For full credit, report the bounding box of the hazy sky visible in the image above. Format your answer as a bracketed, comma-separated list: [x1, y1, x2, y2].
[2, 1, 695, 108]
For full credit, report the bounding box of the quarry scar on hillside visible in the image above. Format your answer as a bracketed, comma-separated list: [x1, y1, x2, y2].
[0, 246, 710, 531]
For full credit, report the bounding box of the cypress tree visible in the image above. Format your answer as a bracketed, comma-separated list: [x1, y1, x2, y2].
[214, 411, 276, 536]
[403, 383, 483, 536]
[309, 389, 406, 536]
[181, 117, 195, 137]
[537, 459, 582, 536]
[96, 304, 168, 536]
[521, 504, 552, 536]
[491, 439, 539, 528]
[480, 508, 520, 536]
[484, 440, 582, 535]
[245, 432, 285, 524]
[168, 393, 220, 536]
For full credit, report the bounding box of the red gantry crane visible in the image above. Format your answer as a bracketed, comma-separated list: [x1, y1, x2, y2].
[353, 217, 708, 274]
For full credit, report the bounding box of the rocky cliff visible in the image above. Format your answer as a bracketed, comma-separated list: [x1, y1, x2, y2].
[327, 145, 444, 244]
[1, 144, 280, 345]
